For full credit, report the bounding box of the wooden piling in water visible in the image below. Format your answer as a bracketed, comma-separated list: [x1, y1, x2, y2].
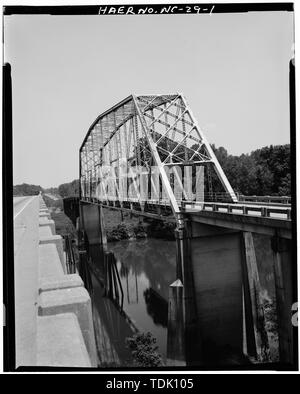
[271, 235, 294, 364]
[242, 231, 270, 361]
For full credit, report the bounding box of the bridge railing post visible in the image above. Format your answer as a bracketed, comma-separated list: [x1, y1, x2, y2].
[261, 207, 267, 217]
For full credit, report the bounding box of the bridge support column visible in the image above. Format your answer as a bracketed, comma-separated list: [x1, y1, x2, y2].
[79, 202, 107, 249]
[174, 222, 185, 282]
[168, 216, 199, 366]
[271, 235, 294, 365]
[189, 223, 250, 365]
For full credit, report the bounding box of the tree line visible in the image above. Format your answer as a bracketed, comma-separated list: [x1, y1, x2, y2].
[13, 183, 43, 196]
[212, 144, 290, 196]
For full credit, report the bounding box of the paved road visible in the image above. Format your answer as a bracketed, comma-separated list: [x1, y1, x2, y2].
[14, 196, 36, 220]
[13, 195, 40, 367]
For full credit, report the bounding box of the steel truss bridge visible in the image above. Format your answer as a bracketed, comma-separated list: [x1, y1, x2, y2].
[79, 93, 291, 225]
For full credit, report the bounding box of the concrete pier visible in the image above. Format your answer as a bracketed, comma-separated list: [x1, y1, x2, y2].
[80, 202, 102, 245]
[189, 223, 246, 364]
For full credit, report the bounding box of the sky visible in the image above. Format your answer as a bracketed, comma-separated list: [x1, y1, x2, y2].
[4, 10, 294, 188]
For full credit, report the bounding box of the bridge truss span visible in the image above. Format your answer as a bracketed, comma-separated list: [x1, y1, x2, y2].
[80, 93, 238, 220]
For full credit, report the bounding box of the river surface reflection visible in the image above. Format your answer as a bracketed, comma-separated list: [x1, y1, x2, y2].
[88, 238, 176, 365]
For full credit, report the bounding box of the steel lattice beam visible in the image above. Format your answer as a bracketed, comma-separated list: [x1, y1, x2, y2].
[79, 93, 238, 217]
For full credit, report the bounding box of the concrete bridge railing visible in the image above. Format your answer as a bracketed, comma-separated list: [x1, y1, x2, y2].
[14, 195, 97, 368]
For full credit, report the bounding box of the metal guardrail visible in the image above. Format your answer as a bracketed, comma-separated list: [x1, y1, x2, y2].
[238, 195, 291, 204]
[184, 202, 292, 220]
[81, 193, 291, 205]
[80, 195, 292, 221]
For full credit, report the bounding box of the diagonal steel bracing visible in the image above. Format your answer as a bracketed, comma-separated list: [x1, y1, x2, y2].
[80, 93, 237, 223]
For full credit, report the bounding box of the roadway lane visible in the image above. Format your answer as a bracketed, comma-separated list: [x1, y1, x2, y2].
[13, 194, 40, 367]
[14, 196, 36, 220]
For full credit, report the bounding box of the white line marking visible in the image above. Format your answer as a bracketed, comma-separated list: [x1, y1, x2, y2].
[14, 196, 37, 220]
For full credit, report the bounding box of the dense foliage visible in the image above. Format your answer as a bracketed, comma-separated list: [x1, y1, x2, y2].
[58, 179, 79, 198]
[13, 183, 43, 196]
[43, 194, 63, 210]
[43, 186, 59, 195]
[211, 144, 291, 196]
[125, 332, 163, 367]
[13, 179, 78, 198]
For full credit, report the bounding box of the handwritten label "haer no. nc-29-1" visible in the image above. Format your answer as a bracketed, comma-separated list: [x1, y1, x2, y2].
[98, 5, 215, 15]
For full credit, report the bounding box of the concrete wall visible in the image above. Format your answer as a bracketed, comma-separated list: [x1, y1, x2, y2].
[81, 203, 101, 245]
[190, 222, 245, 364]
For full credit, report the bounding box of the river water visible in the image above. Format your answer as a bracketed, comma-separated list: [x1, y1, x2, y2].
[88, 238, 177, 366]
[86, 233, 280, 367]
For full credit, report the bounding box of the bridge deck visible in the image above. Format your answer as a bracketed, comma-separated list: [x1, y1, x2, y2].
[79, 196, 292, 239]
[81, 196, 291, 219]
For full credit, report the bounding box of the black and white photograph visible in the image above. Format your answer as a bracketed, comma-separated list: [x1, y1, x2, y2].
[2, 1, 298, 375]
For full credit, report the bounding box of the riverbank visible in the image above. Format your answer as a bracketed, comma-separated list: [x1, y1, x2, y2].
[103, 208, 176, 242]
[43, 194, 176, 243]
